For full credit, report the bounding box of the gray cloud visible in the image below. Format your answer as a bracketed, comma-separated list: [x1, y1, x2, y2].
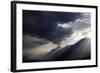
[58, 13, 91, 31]
[23, 35, 50, 49]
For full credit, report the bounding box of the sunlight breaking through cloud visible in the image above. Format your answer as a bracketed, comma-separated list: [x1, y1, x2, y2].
[59, 28, 91, 48]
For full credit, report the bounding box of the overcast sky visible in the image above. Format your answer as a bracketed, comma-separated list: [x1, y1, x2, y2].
[23, 10, 91, 43]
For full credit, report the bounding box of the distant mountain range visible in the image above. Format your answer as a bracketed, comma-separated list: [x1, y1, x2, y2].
[23, 37, 91, 62]
[52, 38, 91, 61]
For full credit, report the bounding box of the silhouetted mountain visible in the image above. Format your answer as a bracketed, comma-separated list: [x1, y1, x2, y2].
[23, 38, 91, 62]
[53, 38, 91, 61]
[42, 38, 91, 61]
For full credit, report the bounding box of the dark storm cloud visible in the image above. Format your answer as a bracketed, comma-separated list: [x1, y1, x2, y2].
[23, 10, 82, 42]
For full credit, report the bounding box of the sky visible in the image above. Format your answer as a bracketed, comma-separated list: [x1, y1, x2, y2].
[22, 10, 91, 61]
[23, 10, 91, 44]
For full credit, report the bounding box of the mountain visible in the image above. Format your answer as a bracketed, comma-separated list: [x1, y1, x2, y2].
[23, 38, 91, 62]
[43, 38, 91, 61]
